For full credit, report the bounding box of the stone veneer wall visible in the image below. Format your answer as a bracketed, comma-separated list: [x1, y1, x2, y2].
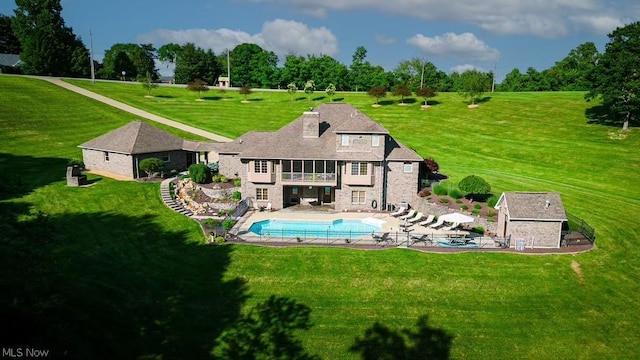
[83, 149, 134, 179]
[385, 161, 419, 209]
[219, 154, 243, 179]
[505, 220, 562, 248]
[334, 163, 383, 211]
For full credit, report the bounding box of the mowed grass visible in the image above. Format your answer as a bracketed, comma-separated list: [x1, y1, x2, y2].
[2, 75, 639, 359]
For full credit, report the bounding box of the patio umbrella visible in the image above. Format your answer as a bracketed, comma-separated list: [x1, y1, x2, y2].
[439, 212, 475, 224]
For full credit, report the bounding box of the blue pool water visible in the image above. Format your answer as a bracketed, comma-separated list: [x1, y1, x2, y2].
[249, 218, 382, 238]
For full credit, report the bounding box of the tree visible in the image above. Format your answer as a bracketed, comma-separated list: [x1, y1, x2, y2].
[368, 86, 387, 105]
[173, 43, 220, 85]
[239, 86, 252, 101]
[458, 175, 491, 201]
[231, 43, 278, 88]
[187, 78, 209, 99]
[100, 43, 156, 81]
[212, 296, 317, 360]
[157, 42, 182, 68]
[304, 80, 314, 101]
[423, 158, 439, 175]
[416, 87, 436, 106]
[139, 158, 164, 178]
[325, 83, 336, 101]
[141, 71, 158, 96]
[549, 42, 599, 91]
[188, 163, 210, 184]
[12, 0, 88, 76]
[0, 14, 21, 54]
[287, 82, 297, 101]
[586, 22, 640, 131]
[459, 70, 489, 105]
[392, 84, 411, 104]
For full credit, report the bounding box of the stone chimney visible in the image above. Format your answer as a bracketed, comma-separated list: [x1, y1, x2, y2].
[302, 108, 320, 138]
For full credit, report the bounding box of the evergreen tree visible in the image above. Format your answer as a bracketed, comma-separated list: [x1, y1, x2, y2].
[12, 0, 88, 76]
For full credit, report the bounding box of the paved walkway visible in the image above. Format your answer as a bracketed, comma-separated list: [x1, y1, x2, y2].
[39, 77, 232, 142]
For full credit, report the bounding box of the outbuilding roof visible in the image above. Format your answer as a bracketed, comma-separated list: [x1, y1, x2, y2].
[78, 120, 185, 154]
[495, 192, 567, 221]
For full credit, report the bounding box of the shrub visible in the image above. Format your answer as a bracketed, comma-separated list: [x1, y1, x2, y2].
[461, 205, 469, 211]
[472, 208, 481, 215]
[458, 175, 491, 201]
[188, 163, 210, 184]
[140, 157, 164, 178]
[423, 157, 439, 174]
[433, 184, 448, 196]
[206, 162, 219, 173]
[217, 209, 225, 217]
[473, 204, 482, 210]
[220, 175, 229, 183]
[232, 191, 242, 201]
[455, 199, 462, 204]
[487, 195, 499, 208]
[418, 188, 431, 197]
[212, 174, 221, 183]
[448, 188, 464, 199]
[471, 226, 485, 234]
[486, 210, 497, 218]
[202, 219, 220, 228]
[233, 178, 241, 186]
[439, 198, 449, 204]
[222, 219, 235, 231]
[214, 236, 225, 244]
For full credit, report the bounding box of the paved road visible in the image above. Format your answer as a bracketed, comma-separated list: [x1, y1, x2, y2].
[40, 76, 232, 142]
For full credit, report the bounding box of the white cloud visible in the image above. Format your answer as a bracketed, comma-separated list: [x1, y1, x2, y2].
[407, 32, 499, 62]
[245, 0, 629, 37]
[449, 64, 483, 74]
[375, 35, 396, 45]
[138, 19, 338, 60]
[569, 15, 626, 35]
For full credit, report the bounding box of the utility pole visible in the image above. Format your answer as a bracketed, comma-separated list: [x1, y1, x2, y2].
[227, 49, 231, 87]
[492, 55, 499, 92]
[420, 60, 425, 89]
[89, 30, 95, 84]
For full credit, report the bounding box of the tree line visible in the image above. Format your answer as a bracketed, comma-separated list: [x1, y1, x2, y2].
[1, 0, 639, 129]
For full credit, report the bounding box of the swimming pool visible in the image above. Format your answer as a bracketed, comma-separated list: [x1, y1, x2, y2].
[249, 218, 383, 239]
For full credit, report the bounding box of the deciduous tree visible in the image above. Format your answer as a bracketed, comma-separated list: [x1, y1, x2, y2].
[187, 78, 209, 99]
[139, 158, 164, 178]
[586, 22, 640, 131]
[416, 87, 436, 106]
[0, 14, 21, 54]
[368, 86, 387, 105]
[392, 84, 411, 104]
[458, 175, 491, 201]
[459, 70, 490, 105]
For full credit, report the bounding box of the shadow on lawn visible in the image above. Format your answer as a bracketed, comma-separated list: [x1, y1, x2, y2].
[0, 208, 248, 359]
[350, 315, 453, 360]
[0, 152, 68, 200]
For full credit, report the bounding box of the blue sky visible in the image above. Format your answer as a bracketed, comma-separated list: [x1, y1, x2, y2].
[2, 0, 639, 80]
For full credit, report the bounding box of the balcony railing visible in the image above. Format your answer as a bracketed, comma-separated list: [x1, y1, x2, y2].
[281, 172, 337, 185]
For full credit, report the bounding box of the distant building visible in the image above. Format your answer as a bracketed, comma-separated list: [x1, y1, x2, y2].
[495, 192, 568, 248]
[217, 76, 230, 88]
[0, 53, 22, 74]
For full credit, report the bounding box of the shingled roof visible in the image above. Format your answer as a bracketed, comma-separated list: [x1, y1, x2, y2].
[224, 103, 421, 162]
[496, 192, 567, 221]
[78, 120, 185, 154]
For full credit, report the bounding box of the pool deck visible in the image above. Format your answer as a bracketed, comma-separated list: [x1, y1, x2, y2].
[235, 208, 472, 245]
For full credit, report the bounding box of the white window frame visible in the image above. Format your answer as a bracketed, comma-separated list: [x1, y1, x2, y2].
[372, 134, 380, 147]
[403, 162, 413, 173]
[351, 191, 366, 204]
[341, 134, 349, 146]
[351, 162, 368, 176]
[254, 160, 268, 173]
[161, 152, 170, 162]
[256, 188, 269, 201]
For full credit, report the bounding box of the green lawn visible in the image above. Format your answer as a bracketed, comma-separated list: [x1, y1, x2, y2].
[2, 75, 639, 359]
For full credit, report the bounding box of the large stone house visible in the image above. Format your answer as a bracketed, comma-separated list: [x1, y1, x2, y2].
[217, 103, 423, 211]
[79, 120, 197, 179]
[494, 192, 567, 248]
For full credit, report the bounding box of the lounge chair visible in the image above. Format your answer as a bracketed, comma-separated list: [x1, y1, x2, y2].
[442, 222, 460, 231]
[411, 233, 432, 245]
[266, 202, 272, 212]
[428, 217, 445, 228]
[417, 215, 435, 227]
[390, 207, 407, 217]
[407, 212, 424, 224]
[371, 232, 391, 244]
[399, 210, 417, 220]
